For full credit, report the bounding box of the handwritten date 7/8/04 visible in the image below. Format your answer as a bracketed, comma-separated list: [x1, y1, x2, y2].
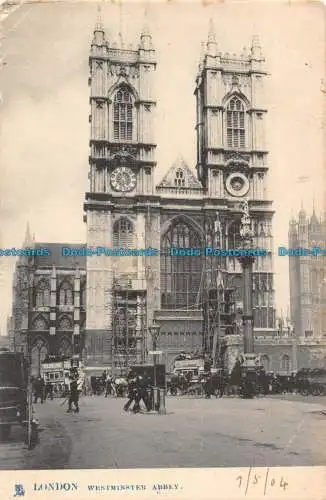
[236, 468, 288, 496]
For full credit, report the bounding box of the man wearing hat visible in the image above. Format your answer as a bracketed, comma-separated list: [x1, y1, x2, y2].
[67, 368, 80, 413]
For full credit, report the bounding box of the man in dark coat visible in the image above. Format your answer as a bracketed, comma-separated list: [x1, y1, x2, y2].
[123, 373, 138, 412]
[67, 369, 80, 413]
[33, 376, 44, 403]
[133, 375, 151, 413]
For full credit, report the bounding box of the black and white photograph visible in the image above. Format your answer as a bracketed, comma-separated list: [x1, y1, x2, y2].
[0, 0, 325, 479]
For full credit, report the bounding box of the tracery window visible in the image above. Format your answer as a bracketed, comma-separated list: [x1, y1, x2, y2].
[58, 337, 72, 357]
[58, 316, 73, 330]
[34, 280, 50, 307]
[281, 354, 290, 372]
[32, 316, 47, 331]
[58, 281, 73, 306]
[160, 220, 203, 309]
[113, 218, 134, 248]
[226, 97, 245, 149]
[174, 169, 185, 187]
[113, 86, 133, 141]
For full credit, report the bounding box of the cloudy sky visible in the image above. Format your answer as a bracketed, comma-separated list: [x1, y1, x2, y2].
[0, 0, 325, 333]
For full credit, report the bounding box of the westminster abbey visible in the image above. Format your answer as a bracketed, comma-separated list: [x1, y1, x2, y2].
[12, 16, 326, 376]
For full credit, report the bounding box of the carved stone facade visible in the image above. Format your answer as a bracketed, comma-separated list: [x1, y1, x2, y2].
[81, 19, 278, 370]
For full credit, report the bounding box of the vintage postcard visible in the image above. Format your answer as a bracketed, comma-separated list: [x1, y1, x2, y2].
[0, 0, 325, 498]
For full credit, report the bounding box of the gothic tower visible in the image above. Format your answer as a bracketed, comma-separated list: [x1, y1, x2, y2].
[289, 208, 326, 338]
[84, 12, 157, 366]
[195, 23, 275, 329]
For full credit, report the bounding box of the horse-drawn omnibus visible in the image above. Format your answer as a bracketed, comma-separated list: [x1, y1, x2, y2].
[41, 355, 84, 397]
[0, 349, 37, 448]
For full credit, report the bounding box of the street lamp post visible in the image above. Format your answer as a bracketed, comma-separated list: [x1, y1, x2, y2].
[236, 201, 258, 398]
[149, 319, 160, 387]
[237, 201, 255, 354]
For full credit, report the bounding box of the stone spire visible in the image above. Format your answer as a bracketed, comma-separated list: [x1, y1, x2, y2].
[311, 198, 319, 227]
[23, 222, 33, 247]
[140, 23, 153, 50]
[140, 5, 153, 52]
[198, 41, 205, 73]
[92, 5, 106, 46]
[207, 18, 218, 57]
[250, 34, 263, 61]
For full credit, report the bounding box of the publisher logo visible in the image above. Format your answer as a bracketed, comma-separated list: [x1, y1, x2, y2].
[14, 484, 25, 497]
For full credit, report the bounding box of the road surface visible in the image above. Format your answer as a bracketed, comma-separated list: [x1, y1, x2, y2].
[0, 394, 326, 469]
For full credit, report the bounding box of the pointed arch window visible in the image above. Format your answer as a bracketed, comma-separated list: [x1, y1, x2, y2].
[281, 354, 290, 373]
[58, 337, 72, 358]
[34, 280, 50, 307]
[58, 281, 73, 306]
[113, 86, 133, 141]
[31, 337, 48, 377]
[226, 97, 245, 149]
[174, 169, 186, 187]
[113, 217, 134, 248]
[160, 220, 203, 309]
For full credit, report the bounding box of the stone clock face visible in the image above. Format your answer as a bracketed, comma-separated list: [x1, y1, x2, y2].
[110, 167, 136, 193]
[225, 172, 249, 197]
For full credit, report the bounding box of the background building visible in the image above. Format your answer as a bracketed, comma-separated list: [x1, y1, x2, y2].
[289, 208, 326, 339]
[11, 225, 86, 376]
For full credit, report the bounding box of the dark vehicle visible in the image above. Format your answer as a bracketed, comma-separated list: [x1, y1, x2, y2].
[0, 350, 37, 448]
[296, 368, 326, 395]
[90, 376, 105, 395]
[238, 354, 261, 398]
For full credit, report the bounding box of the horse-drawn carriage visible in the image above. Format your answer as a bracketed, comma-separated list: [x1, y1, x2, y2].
[0, 349, 38, 448]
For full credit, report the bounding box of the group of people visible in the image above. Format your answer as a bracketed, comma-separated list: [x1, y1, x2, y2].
[88, 371, 128, 397]
[32, 376, 54, 403]
[123, 371, 154, 414]
[32, 369, 84, 414]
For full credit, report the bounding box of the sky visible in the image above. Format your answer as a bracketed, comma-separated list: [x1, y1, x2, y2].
[0, 0, 325, 334]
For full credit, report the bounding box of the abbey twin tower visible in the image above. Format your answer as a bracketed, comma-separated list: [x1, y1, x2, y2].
[12, 17, 283, 375]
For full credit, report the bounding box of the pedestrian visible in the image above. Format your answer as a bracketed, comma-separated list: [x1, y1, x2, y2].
[105, 372, 113, 397]
[67, 369, 80, 413]
[77, 369, 84, 398]
[133, 375, 150, 413]
[33, 376, 44, 404]
[123, 373, 138, 412]
[45, 381, 53, 400]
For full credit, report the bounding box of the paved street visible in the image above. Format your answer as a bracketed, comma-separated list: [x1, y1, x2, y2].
[0, 394, 326, 469]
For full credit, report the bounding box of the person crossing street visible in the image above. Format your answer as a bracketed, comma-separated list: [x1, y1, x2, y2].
[67, 368, 80, 413]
